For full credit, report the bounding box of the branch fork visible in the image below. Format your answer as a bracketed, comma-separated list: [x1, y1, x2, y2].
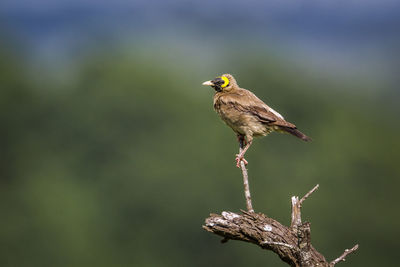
[203, 184, 358, 266]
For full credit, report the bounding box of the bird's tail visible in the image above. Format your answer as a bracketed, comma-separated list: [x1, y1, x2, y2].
[280, 127, 312, 142]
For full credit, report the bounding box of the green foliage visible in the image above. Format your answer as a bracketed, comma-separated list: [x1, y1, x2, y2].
[0, 46, 399, 267]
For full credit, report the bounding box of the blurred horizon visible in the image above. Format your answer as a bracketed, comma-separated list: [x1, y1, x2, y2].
[2, 0, 400, 80]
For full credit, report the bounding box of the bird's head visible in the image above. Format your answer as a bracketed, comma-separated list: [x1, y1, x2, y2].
[202, 74, 238, 92]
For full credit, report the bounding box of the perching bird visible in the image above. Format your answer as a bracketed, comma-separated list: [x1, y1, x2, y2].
[202, 74, 311, 168]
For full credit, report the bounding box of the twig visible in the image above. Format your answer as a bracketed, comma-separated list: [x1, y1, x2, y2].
[299, 184, 319, 206]
[330, 244, 359, 266]
[239, 139, 254, 213]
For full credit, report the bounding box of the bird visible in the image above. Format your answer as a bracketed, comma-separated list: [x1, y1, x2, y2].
[202, 74, 311, 168]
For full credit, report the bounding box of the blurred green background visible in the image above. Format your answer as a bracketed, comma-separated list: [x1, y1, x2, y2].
[1, 1, 400, 266]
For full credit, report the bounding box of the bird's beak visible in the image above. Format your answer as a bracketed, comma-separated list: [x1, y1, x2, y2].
[202, 80, 214, 86]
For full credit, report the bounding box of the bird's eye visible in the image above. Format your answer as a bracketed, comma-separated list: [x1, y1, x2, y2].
[220, 76, 229, 88]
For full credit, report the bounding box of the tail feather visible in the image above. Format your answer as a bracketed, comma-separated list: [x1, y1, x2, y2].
[281, 127, 312, 142]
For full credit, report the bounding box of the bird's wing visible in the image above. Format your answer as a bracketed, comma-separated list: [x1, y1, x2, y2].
[222, 89, 296, 128]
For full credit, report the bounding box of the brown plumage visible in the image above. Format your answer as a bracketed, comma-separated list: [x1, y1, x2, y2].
[202, 73, 311, 167]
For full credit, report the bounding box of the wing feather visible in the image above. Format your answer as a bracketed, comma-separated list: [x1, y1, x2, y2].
[219, 89, 296, 128]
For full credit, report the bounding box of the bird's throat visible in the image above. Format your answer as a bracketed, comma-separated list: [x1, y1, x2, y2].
[213, 85, 222, 92]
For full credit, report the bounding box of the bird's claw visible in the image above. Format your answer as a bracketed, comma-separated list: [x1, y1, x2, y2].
[235, 154, 248, 168]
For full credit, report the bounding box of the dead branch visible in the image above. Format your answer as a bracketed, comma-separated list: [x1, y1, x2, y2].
[203, 185, 358, 266]
[239, 138, 254, 213]
[299, 184, 319, 206]
[330, 245, 359, 266]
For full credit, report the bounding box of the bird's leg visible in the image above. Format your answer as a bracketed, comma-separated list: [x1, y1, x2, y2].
[236, 136, 252, 168]
[236, 134, 247, 146]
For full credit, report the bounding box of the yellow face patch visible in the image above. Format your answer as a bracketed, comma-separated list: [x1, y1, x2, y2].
[220, 76, 230, 88]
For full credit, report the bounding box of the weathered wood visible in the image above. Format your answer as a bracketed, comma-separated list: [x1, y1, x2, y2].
[330, 244, 359, 266]
[238, 137, 254, 213]
[203, 186, 358, 266]
[204, 211, 328, 266]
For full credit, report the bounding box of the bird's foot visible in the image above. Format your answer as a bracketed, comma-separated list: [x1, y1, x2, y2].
[235, 154, 248, 168]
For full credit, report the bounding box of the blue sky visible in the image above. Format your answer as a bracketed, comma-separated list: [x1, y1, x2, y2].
[1, 0, 399, 79]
